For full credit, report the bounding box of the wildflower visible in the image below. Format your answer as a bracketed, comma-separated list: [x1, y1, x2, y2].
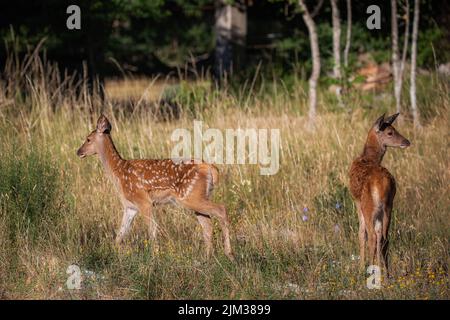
[335, 202, 342, 210]
[334, 224, 340, 234]
[302, 214, 308, 222]
[303, 207, 308, 213]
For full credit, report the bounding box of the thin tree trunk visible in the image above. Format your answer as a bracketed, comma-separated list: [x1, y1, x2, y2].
[410, 0, 421, 127]
[400, 0, 410, 77]
[391, 0, 402, 113]
[331, 0, 341, 80]
[344, 0, 352, 68]
[299, 0, 321, 128]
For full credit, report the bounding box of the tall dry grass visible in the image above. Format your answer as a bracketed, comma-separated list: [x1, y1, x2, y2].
[0, 48, 448, 299]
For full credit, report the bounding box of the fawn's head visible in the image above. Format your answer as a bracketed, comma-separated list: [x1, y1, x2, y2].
[77, 115, 112, 158]
[370, 113, 411, 149]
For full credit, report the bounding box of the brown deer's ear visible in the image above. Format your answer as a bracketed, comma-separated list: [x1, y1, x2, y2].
[374, 113, 385, 131]
[384, 113, 400, 125]
[96, 114, 112, 133]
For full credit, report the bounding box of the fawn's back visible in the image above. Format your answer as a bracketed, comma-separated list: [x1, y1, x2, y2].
[116, 159, 218, 202]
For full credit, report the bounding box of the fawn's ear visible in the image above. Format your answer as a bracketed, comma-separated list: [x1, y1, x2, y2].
[96, 114, 112, 134]
[384, 113, 400, 125]
[374, 113, 385, 131]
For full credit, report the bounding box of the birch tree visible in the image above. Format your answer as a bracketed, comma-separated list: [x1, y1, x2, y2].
[391, 0, 401, 113]
[343, 0, 351, 68]
[410, 0, 421, 127]
[401, 1, 410, 78]
[298, 0, 321, 128]
[331, 0, 342, 81]
[391, 0, 410, 114]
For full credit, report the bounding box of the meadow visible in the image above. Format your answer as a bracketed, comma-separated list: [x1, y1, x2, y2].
[0, 53, 448, 299]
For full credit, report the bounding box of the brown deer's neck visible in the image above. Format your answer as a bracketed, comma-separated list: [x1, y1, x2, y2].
[98, 135, 125, 176]
[361, 131, 386, 165]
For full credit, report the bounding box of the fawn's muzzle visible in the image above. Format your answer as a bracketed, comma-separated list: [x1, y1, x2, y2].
[77, 148, 86, 158]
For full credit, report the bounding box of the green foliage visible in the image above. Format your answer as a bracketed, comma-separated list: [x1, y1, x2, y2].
[417, 26, 450, 66]
[0, 145, 67, 243]
[162, 81, 212, 118]
[1, 0, 449, 79]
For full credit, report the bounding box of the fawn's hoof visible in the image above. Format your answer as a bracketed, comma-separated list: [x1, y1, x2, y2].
[226, 252, 235, 262]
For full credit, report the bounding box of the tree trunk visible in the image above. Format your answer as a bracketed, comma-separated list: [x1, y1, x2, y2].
[214, 0, 247, 86]
[299, 0, 321, 128]
[392, 0, 411, 115]
[391, 0, 402, 113]
[344, 0, 352, 68]
[400, 0, 410, 78]
[410, 0, 421, 127]
[331, 0, 342, 80]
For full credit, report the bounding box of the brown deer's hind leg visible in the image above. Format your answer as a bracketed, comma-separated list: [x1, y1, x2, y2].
[195, 212, 213, 258]
[366, 223, 377, 266]
[356, 202, 367, 270]
[382, 205, 392, 276]
[375, 218, 383, 269]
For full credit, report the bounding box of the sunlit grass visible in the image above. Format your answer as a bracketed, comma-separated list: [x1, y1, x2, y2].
[0, 55, 448, 299]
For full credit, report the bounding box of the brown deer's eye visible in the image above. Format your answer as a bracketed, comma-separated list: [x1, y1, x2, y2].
[387, 131, 393, 136]
[87, 138, 91, 142]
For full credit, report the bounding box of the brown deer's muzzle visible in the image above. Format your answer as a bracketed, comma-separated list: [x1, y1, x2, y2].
[400, 139, 411, 148]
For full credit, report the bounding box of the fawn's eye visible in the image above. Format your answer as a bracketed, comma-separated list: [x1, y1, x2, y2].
[87, 138, 91, 142]
[387, 132, 393, 136]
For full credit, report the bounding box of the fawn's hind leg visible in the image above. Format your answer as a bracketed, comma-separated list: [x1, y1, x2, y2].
[195, 212, 213, 258]
[181, 199, 233, 260]
[141, 203, 158, 241]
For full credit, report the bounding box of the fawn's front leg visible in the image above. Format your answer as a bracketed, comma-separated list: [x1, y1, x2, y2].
[115, 207, 138, 244]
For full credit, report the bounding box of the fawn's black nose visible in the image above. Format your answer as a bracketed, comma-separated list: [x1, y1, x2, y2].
[76, 148, 85, 158]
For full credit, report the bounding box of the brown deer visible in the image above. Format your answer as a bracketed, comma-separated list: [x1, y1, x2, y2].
[349, 113, 410, 274]
[77, 115, 233, 259]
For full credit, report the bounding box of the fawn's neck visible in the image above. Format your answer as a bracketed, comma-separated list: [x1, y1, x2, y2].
[98, 135, 125, 176]
[361, 131, 386, 165]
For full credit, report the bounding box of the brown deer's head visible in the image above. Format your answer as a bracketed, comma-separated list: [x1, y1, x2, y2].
[77, 115, 112, 158]
[372, 113, 411, 149]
